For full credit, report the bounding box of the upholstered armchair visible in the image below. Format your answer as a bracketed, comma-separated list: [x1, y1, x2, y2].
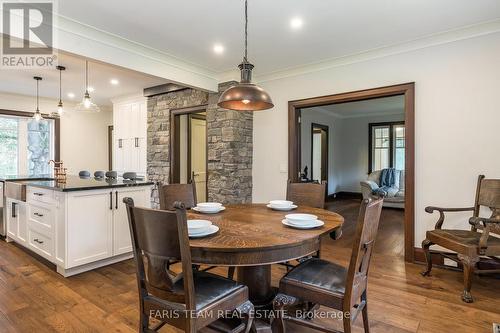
[360, 169, 405, 208]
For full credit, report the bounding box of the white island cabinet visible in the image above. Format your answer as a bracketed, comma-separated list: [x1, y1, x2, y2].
[5, 180, 153, 277]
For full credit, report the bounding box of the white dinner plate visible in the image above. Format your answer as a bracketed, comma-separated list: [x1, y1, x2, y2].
[282, 219, 324, 229]
[266, 204, 298, 211]
[189, 225, 219, 238]
[192, 206, 226, 214]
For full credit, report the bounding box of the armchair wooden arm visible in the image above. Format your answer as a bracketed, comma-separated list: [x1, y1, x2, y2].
[469, 217, 500, 254]
[425, 206, 475, 230]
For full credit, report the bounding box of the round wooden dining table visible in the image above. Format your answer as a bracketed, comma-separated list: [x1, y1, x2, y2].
[188, 203, 344, 307]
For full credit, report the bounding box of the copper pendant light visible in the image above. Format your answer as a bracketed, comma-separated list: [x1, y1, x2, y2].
[217, 0, 273, 111]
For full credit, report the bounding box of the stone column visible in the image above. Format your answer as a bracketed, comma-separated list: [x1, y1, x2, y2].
[207, 81, 253, 204]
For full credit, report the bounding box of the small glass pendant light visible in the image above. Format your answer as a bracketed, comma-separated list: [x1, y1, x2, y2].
[51, 65, 65, 118]
[75, 60, 100, 112]
[33, 76, 43, 122]
[217, 0, 273, 111]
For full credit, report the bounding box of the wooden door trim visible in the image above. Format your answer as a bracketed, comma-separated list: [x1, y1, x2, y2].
[108, 125, 113, 171]
[288, 83, 415, 262]
[169, 105, 208, 200]
[310, 123, 329, 182]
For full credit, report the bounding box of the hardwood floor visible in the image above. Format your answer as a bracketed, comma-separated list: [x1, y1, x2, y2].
[0, 199, 499, 332]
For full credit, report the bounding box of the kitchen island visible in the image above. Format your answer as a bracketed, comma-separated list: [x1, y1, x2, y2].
[4, 176, 153, 276]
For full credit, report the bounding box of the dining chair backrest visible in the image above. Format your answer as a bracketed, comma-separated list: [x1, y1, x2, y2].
[159, 180, 197, 210]
[473, 175, 500, 234]
[344, 198, 383, 311]
[286, 180, 326, 208]
[123, 197, 196, 310]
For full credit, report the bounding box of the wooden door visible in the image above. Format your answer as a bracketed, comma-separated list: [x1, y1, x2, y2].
[190, 116, 207, 202]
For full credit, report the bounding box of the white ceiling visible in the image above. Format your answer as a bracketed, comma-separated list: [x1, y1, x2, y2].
[306, 95, 404, 119]
[0, 52, 169, 107]
[58, 0, 500, 75]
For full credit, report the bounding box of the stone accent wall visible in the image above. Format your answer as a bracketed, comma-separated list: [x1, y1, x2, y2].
[206, 82, 253, 203]
[147, 82, 253, 207]
[147, 88, 209, 208]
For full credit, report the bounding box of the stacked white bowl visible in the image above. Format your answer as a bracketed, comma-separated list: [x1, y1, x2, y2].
[268, 200, 296, 211]
[284, 213, 318, 227]
[187, 219, 212, 236]
[194, 202, 224, 213]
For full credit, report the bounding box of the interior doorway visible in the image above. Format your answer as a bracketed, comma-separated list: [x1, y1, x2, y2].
[311, 123, 328, 183]
[170, 105, 208, 202]
[288, 83, 415, 262]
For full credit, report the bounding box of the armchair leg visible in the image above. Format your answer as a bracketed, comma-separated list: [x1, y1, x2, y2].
[457, 254, 479, 303]
[420, 239, 434, 276]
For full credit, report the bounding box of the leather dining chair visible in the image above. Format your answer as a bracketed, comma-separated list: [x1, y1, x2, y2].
[283, 180, 338, 269]
[286, 180, 326, 209]
[159, 180, 197, 210]
[159, 180, 235, 279]
[123, 198, 254, 333]
[272, 198, 383, 333]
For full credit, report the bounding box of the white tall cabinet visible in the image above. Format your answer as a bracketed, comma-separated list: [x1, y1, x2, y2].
[112, 95, 148, 176]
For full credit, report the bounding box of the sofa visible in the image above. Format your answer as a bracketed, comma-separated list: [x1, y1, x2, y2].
[360, 169, 405, 209]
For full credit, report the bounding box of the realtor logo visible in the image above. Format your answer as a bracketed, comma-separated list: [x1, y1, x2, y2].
[1, 1, 57, 68]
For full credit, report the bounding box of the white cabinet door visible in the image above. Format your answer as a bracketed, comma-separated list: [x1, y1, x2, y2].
[137, 137, 147, 176]
[5, 199, 27, 244]
[66, 190, 113, 268]
[113, 187, 151, 255]
[6, 199, 18, 240]
[17, 202, 27, 244]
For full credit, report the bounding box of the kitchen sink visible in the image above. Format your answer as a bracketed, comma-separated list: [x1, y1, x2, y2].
[4, 178, 54, 202]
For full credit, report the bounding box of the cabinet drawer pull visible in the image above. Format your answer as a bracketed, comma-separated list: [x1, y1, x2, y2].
[12, 202, 17, 218]
[115, 191, 118, 209]
[118, 139, 123, 148]
[109, 191, 113, 210]
[33, 192, 44, 196]
[135, 137, 139, 147]
[33, 238, 44, 244]
[34, 212, 44, 217]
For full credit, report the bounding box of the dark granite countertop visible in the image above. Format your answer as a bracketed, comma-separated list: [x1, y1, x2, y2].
[19, 175, 154, 192]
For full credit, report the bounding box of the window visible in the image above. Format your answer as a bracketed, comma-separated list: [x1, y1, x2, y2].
[0, 113, 56, 176]
[369, 122, 405, 172]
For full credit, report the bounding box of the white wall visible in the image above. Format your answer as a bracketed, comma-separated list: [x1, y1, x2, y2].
[0, 92, 112, 174]
[337, 113, 404, 192]
[300, 108, 404, 195]
[252, 32, 500, 247]
[299, 109, 340, 194]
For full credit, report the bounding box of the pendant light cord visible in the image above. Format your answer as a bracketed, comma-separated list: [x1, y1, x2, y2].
[36, 79, 39, 111]
[85, 61, 88, 92]
[59, 68, 62, 103]
[244, 0, 248, 62]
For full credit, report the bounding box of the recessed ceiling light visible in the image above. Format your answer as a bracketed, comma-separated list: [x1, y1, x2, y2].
[87, 86, 95, 92]
[110, 79, 119, 85]
[290, 17, 303, 30]
[67, 92, 75, 98]
[213, 44, 224, 54]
